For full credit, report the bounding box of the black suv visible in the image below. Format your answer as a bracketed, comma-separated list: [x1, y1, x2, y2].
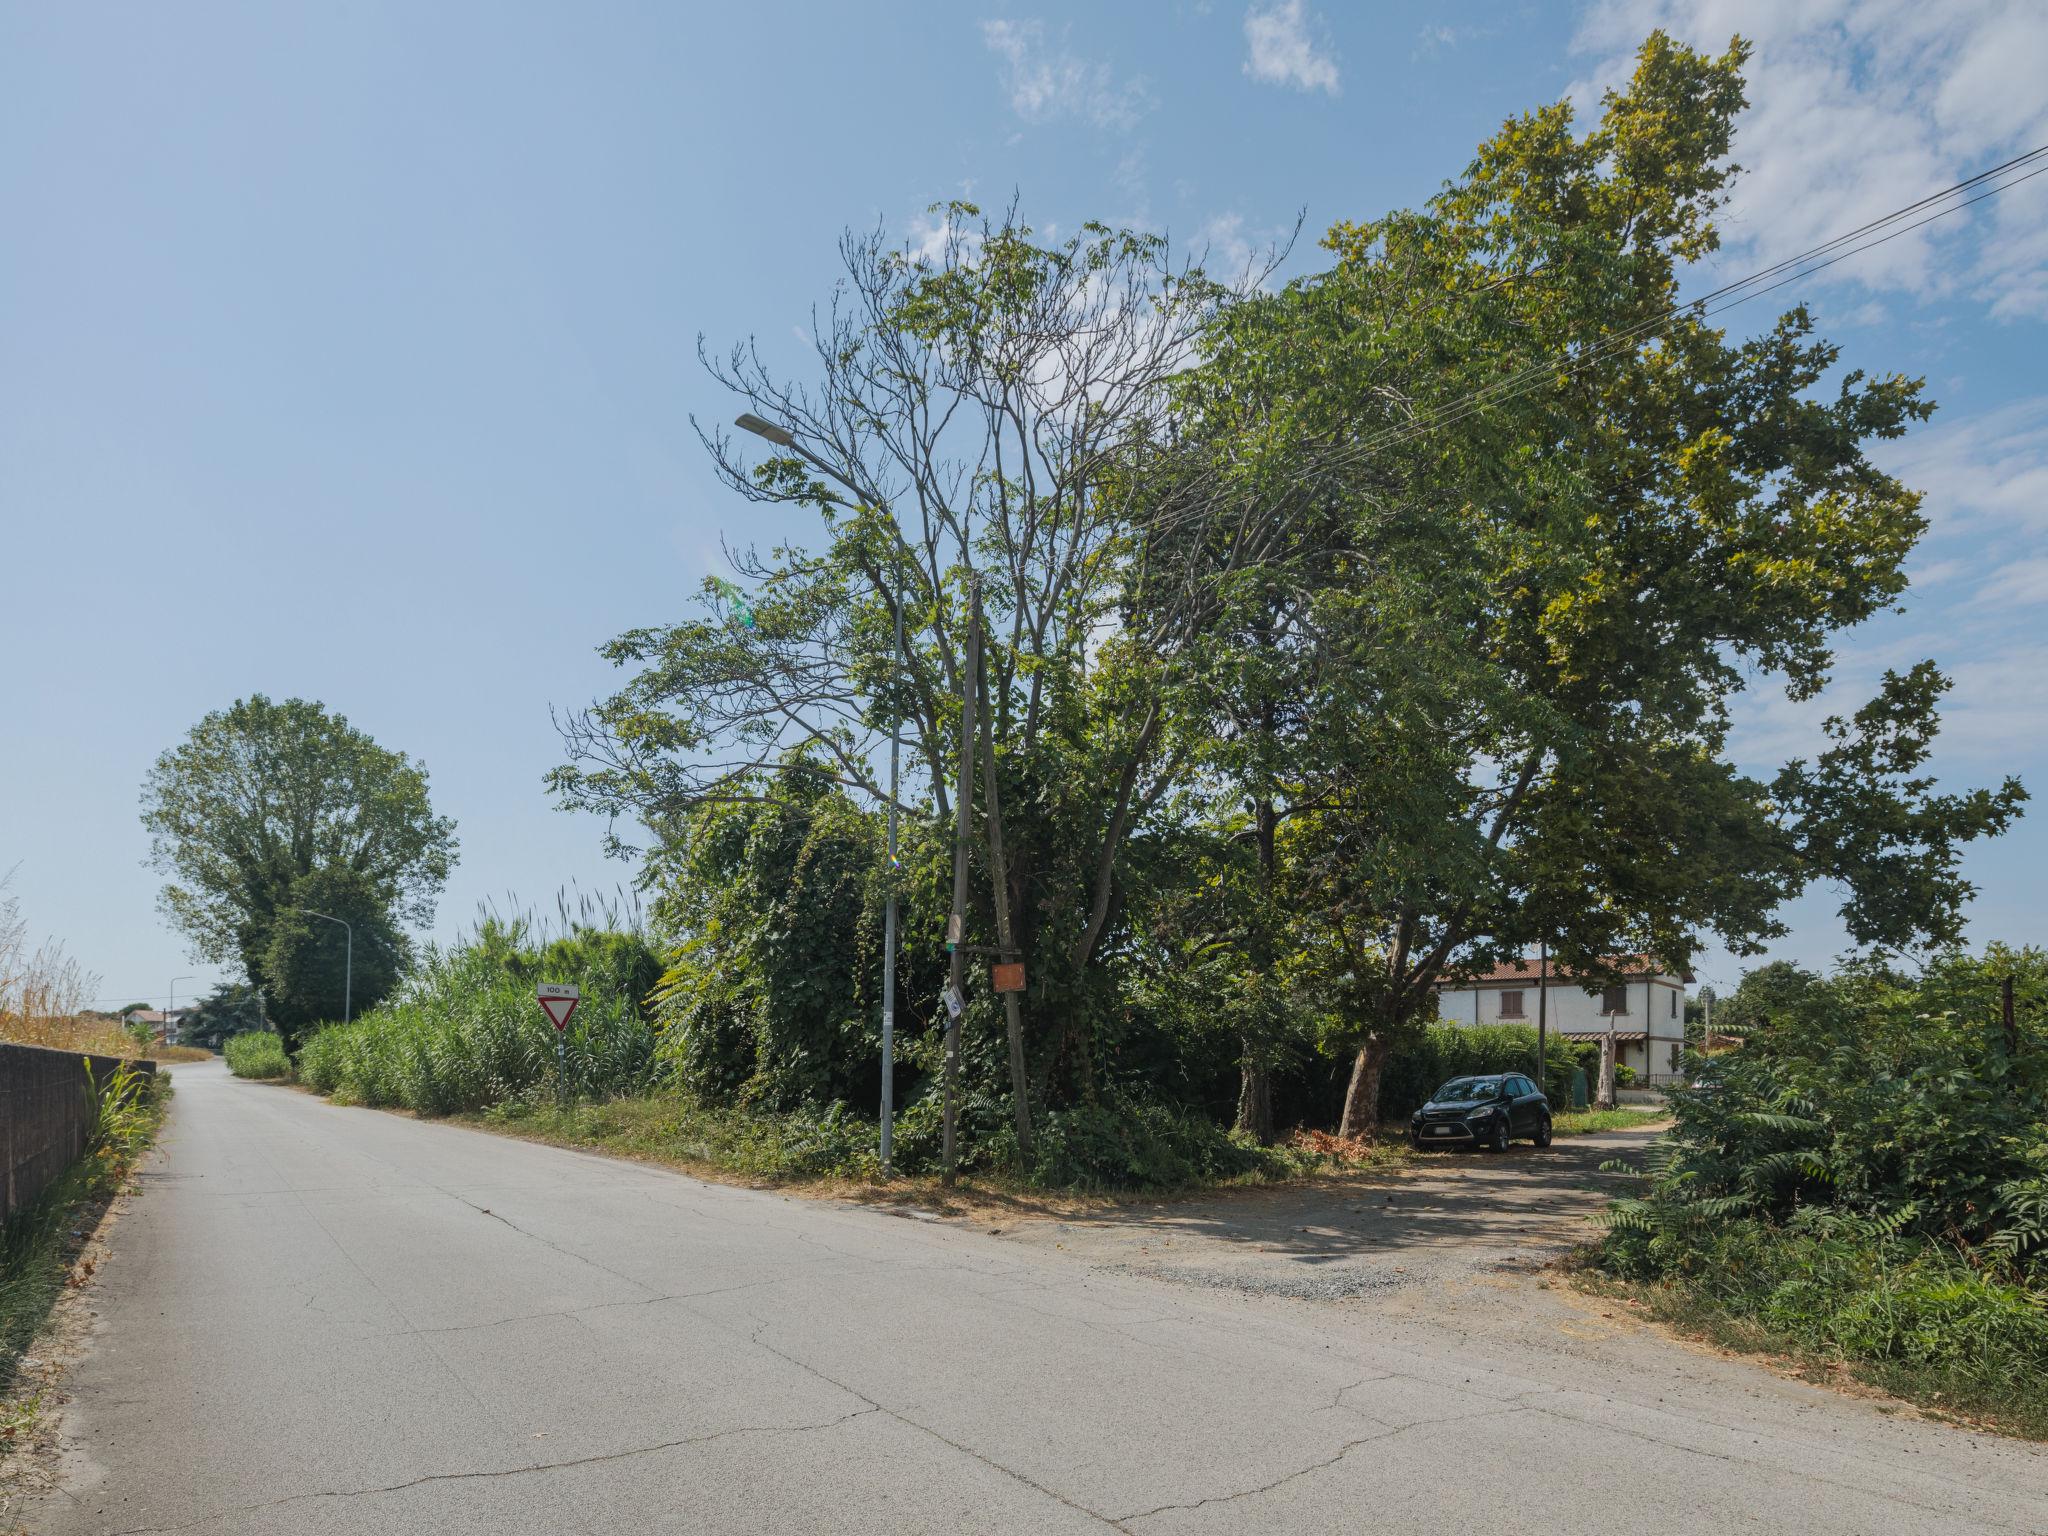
[1409, 1073, 1552, 1152]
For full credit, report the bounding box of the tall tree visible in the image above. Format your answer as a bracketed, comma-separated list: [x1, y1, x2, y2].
[554, 208, 1274, 1114]
[261, 867, 411, 1043]
[1172, 33, 2025, 1135]
[140, 695, 457, 989]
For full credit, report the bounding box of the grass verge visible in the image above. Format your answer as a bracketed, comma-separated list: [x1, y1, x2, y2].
[1, 1064, 167, 1451]
[1550, 1107, 1668, 1136]
[463, 1095, 1407, 1216]
[1570, 1260, 2048, 1440]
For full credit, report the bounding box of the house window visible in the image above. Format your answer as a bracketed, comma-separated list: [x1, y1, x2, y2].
[1670, 990, 1678, 1018]
[1601, 985, 1629, 1015]
[1499, 990, 1524, 1018]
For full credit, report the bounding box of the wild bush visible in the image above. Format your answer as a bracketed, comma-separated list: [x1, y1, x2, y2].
[296, 922, 660, 1114]
[223, 1031, 290, 1080]
[1597, 948, 2048, 1425]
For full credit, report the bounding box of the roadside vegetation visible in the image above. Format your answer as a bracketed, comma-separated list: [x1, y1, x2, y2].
[223, 1032, 290, 1080]
[1594, 949, 2048, 1436]
[163, 37, 2026, 1210]
[1, 872, 208, 1064]
[1, 1062, 167, 1447]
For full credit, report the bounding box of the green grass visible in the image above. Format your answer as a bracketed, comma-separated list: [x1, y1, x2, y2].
[1550, 1107, 1668, 1136]
[223, 1031, 290, 1079]
[467, 1093, 1405, 1200]
[1577, 1249, 2048, 1440]
[2, 1064, 166, 1443]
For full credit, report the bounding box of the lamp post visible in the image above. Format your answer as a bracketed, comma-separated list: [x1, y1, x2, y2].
[291, 908, 353, 1023]
[169, 976, 194, 1045]
[736, 412, 907, 1174]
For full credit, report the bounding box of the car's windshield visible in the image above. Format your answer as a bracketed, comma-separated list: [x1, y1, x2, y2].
[1434, 1077, 1503, 1102]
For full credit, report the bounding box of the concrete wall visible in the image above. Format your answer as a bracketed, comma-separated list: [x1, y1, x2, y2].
[1, 1042, 157, 1223]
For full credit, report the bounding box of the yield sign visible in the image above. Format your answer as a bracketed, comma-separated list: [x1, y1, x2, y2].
[537, 983, 581, 1031]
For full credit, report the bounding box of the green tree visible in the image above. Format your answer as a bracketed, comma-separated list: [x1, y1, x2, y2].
[261, 868, 409, 1042]
[140, 695, 457, 988]
[1168, 32, 2024, 1135]
[553, 209, 1268, 1122]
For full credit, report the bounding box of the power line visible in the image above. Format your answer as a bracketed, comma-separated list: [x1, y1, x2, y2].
[1340, 146, 2048, 466]
[1139, 140, 2048, 544]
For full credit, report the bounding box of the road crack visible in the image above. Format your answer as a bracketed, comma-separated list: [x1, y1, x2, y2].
[97, 1407, 882, 1536]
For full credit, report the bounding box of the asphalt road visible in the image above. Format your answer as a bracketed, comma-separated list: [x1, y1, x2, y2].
[24, 1060, 2048, 1534]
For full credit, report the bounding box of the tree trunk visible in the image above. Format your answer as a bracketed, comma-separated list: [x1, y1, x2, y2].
[1337, 1033, 1392, 1141]
[1596, 1034, 1618, 1110]
[1235, 1050, 1273, 1144]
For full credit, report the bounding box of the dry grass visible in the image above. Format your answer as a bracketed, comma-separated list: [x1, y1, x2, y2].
[0, 1014, 211, 1064]
[0, 872, 211, 1065]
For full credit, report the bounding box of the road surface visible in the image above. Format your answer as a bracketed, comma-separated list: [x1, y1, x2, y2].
[21, 1060, 2048, 1534]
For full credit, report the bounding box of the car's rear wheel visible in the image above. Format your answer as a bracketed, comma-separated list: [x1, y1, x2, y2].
[1487, 1116, 1509, 1153]
[1534, 1114, 1553, 1148]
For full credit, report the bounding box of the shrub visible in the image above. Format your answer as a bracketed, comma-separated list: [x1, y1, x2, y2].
[1597, 947, 2048, 1426]
[224, 1032, 290, 1080]
[295, 925, 658, 1115]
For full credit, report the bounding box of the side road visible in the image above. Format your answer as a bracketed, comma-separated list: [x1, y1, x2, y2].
[989, 1124, 1656, 1303]
[23, 1060, 2048, 1535]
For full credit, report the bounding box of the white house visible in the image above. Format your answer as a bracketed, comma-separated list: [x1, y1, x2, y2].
[1434, 954, 1691, 1085]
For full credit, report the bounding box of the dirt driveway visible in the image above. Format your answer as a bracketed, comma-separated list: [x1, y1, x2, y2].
[989, 1125, 1660, 1306]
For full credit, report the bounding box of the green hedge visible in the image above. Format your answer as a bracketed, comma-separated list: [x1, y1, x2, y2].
[223, 1031, 290, 1080]
[1379, 1023, 1582, 1120]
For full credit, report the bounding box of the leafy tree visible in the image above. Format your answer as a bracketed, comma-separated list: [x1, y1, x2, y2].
[554, 208, 1271, 1120]
[1169, 33, 2024, 1135]
[140, 695, 457, 987]
[182, 982, 268, 1050]
[260, 867, 410, 1042]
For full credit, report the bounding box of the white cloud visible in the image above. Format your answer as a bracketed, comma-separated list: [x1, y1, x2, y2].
[1570, 2, 2048, 318]
[1884, 395, 2048, 543]
[1243, 1, 1340, 95]
[981, 18, 1154, 132]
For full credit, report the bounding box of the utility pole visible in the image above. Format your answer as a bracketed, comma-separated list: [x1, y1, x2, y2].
[941, 575, 981, 1185]
[1535, 940, 1548, 1095]
[880, 591, 904, 1174]
[973, 578, 1033, 1159]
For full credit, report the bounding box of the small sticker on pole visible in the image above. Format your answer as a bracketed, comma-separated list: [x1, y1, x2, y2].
[942, 984, 965, 1022]
[537, 983, 581, 1030]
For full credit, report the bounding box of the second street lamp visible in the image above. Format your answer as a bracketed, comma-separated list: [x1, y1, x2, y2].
[735, 411, 906, 1174]
[291, 908, 353, 1024]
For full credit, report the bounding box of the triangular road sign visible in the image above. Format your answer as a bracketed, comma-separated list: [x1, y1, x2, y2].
[537, 983, 581, 1030]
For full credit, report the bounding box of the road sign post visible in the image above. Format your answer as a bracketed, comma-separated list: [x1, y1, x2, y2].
[538, 984, 580, 1110]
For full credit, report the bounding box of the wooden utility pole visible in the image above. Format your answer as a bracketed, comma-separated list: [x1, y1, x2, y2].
[973, 580, 1034, 1159]
[941, 576, 981, 1185]
[1535, 939, 1548, 1094]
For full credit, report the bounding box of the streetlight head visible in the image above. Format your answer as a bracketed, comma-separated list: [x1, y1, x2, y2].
[734, 412, 796, 447]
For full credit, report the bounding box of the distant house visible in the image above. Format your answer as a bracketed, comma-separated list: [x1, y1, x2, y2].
[1434, 954, 1692, 1086]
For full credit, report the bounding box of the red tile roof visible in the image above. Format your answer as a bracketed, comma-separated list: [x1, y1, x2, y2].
[1436, 954, 1693, 986]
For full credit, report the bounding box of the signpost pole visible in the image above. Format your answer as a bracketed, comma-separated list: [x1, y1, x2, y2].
[536, 984, 581, 1112]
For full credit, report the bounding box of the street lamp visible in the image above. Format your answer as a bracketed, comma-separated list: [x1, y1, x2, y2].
[169, 976, 194, 1044]
[736, 410, 905, 1173]
[291, 908, 353, 1023]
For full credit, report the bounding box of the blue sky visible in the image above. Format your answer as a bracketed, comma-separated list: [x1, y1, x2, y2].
[3, 1, 2043, 1010]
